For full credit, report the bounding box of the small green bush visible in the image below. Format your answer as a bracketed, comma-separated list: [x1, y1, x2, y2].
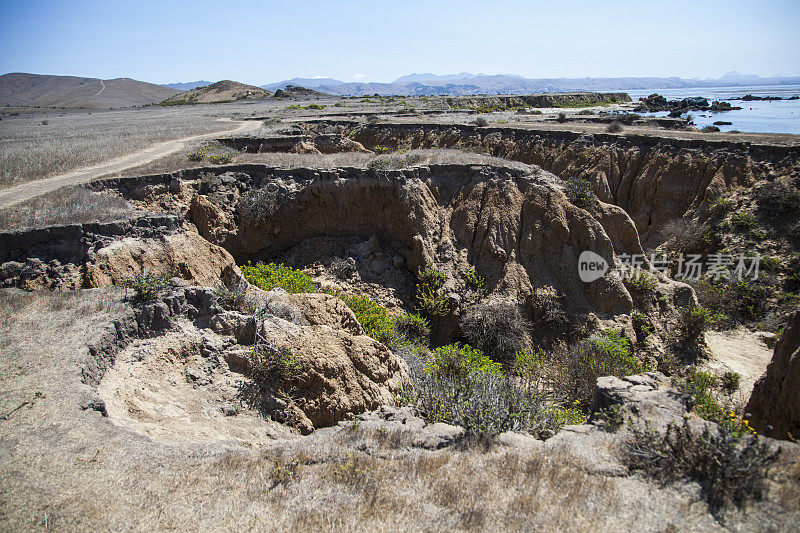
[701, 125, 721, 133]
[399, 346, 559, 436]
[249, 343, 301, 382]
[709, 197, 735, 217]
[624, 270, 656, 292]
[556, 112, 567, 123]
[209, 153, 233, 164]
[677, 306, 718, 344]
[241, 262, 317, 294]
[122, 269, 169, 301]
[393, 313, 430, 344]
[415, 264, 449, 316]
[322, 288, 395, 344]
[564, 177, 596, 209]
[463, 268, 486, 301]
[720, 371, 741, 396]
[186, 149, 206, 161]
[549, 330, 645, 410]
[731, 211, 758, 229]
[425, 343, 502, 380]
[474, 117, 488, 127]
[606, 121, 623, 133]
[589, 329, 642, 374]
[513, 348, 544, 378]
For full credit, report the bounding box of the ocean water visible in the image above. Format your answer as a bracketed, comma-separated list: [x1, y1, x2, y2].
[624, 84, 800, 135]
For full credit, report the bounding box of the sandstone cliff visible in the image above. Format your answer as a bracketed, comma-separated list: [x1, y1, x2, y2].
[747, 312, 800, 440]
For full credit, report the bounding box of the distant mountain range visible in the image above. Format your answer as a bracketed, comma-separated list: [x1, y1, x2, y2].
[0, 73, 179, 108]
[253, 71, 800, 96]
[163, 80, 213, 90]
[5, 70, 800, 110]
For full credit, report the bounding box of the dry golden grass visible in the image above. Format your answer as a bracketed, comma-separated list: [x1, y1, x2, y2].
[0, 106, 237, 188]
[0, 186, 135, 231]
[106, 146, 537, 179]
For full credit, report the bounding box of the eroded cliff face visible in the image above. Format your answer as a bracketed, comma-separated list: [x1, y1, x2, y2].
[746, 311, 800, 440]
[348, 124, 800, 244]
[0, 162, 696, 344]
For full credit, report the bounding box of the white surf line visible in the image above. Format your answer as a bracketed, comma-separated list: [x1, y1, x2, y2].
[0, 118, 261, 209]
[95, 80, 105, 96]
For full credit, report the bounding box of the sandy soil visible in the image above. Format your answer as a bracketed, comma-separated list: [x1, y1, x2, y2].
[704, 328, 774, 401]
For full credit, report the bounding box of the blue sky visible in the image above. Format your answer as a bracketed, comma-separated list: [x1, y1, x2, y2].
[1, 0, 799, 85]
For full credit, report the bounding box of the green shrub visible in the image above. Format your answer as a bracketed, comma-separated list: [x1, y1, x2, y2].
[624, 270, 656, 292]
[550, 330, 644, 410]
[425, 343, 502, 379]
[709, 197, 735, 217]
[122, 269, 170, 301]
[186, 149, 206, 161]
[720, 371, 741, 396]
[463, 268, 486, 301]
[474, 117, 488, 127]
[249, 342, 301, 382]
[606, 121, 623, 133]
[701, 125, 721, 133]
[513, 348, 544, 378]
[730, 211, 758, 229]
[415, 264, 450, 316]
[632, 310, 655, 341]
[399, 345, 560, 437]
[393, 313, 430, 344]
[589, 329, 642, 374]
[556, 112, 567, 123]
[322, 288, 395, 344]
[209, 153, 233, 164]
[688, 278, 770, 324]
[564, 177, 596, 209]
[241, 262, 317, 294]
[677, 306, 718, 344]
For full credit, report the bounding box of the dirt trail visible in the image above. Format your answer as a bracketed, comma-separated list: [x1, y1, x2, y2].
[705, 328, 774, 402]
[95, 79, 105, 96]
[0, 118, 261, 210]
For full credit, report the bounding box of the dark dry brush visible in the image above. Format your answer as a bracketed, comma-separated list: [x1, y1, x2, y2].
[459, 300, 531, 362]
[625, 421, 781, 516]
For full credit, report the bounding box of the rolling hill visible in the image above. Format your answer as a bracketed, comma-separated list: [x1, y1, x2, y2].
[0, 73, 180, 108]
[160, 80, 270, 105]
[163, 80, 213, 91]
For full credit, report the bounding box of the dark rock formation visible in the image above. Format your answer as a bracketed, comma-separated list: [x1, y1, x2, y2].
[746, 312, 800, 440]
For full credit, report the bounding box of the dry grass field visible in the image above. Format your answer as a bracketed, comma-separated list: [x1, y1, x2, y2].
[0, 105, 257, 188]
[0, 186, 134, 231]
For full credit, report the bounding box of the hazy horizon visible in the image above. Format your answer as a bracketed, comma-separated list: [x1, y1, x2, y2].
[1, 0, 799, 86]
